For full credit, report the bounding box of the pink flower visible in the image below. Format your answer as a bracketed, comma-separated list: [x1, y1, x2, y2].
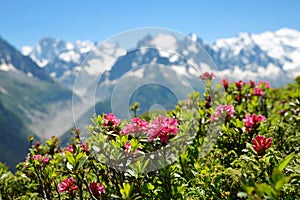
[80, 142, 88, 152]
[103, 113, 121, 127]
[244, 114, 266, 132]
[25, 154, 30, 163]
[236, 94, 242, 102]
[252, 135, 273, 155]
[221, 79, 230, 90]
[89, 182, 105, 197]
[249, 80, 256, 88]
[65, 145, 74, 154]
[23, 154, 31, 168]
[235, 80, 247, 90]
[199, 72, 216, 80]
[279, 110, 286, 116]
[125, 141, 131, 155]
[58, 177, 79, 193]
[147, 116, 179, 144]
[258, 81, 271, 89]
[33, 154, 42, 160]
[42, 155, 50, 163]
[210, 104, 235, 122]
[34, 141, 41, 150]
[32, 154, 50, 163]
[121, 118, 149, 135]
[253, 87, 264, 96]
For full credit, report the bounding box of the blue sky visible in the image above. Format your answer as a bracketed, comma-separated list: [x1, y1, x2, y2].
[1, 0, 300, 50]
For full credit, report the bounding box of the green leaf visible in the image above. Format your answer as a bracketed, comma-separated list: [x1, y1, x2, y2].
[256, 183, 276, 198]
[130, 138, 139, 149]
[77, 156, 88, 169]
[275, 176, 290, 191]
[244, 186, 255, 195]
[147, 183, 154, 190]
[65, 151, 75, 166]
[120, 183, 131, 199]
[272, 169, 290, 191]
[120, 135, 128, 146]
[277, 152, 295, 172]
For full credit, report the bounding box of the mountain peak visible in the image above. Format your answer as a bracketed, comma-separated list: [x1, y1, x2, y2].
[0, 37, 52, 81]
[275, 28, 300, 37]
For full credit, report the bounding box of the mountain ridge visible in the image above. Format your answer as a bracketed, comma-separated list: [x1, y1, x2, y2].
[0, 37, 82, 169]
[23, 28, 300, 87]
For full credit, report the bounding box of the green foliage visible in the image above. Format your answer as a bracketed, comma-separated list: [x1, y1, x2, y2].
[1, 76, 300, 199]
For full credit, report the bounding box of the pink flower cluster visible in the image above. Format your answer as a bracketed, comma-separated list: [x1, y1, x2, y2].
[103, 113, 121, 127]
[121, 118, 149, 135]
[147, 116, 179, 144]
[89, 182, 106, 197]
[199, 72, 216, 80]
[25, 154, 50, 167]
[210, 104, 235, 122]
[58, 178, 105, 197]
[252, 135, 273, 155]
[58, 177, 79, 193]
[244, 114, 266, 132]
[253, 87, 264, 96]
[32, 154, 50, 163]
[235, 80, 247, 90]
[252, 81, 270, 96]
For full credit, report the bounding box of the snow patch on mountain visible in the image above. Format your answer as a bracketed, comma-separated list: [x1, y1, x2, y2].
[150, 34, 177, 50]
[58, 51, 81, 63]
[22, 46, 33, 56]
[0, 63, 15, 71]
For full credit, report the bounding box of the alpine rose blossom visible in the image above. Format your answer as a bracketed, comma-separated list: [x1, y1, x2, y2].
[121, 118, 149, 135]
[32, 154, 49, 163]
[58, 177, 79, 193]
[221, 79, 230, 90]
[235, 80, 247, 90]
[147, 116, 179, 144]
[253, 87, 264, 96]
[125, 141, 131, 155]
[249, 80, 256, 88]
[41, 155, 50, 163]
[252, 135, 273, 155]
[244, 114, 266, 132]
[65, 145, 74, 154]
[89, 182, 105, 197]
[33, 154, 42, 160]
[80, 142, 88, 152]
[103, 113, 121, 127]
[199, 72, 216, 80]
[210, 104, 235, 122]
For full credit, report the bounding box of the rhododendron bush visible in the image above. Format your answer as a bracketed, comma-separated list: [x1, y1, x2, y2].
[0, 75, 299, 199]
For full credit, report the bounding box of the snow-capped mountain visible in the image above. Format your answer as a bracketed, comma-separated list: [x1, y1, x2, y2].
[23, 38, 126, 87]
[0, 37, 52, 81]
[23, 28, 300, 97]
[0, 37, 85, 168]
[211, 28, 300, 79]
